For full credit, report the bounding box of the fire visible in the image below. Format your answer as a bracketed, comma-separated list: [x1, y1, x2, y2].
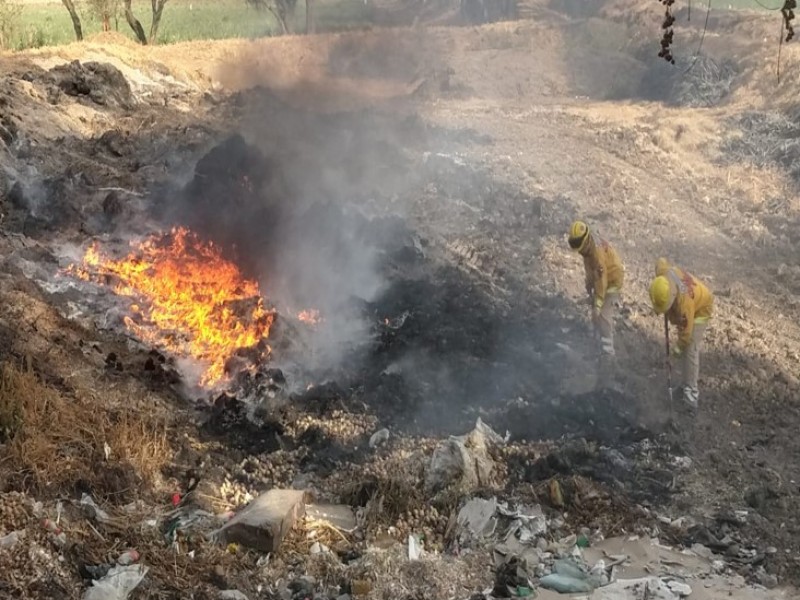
[297, 309, 321, 325]
[70, 226, 274, 387]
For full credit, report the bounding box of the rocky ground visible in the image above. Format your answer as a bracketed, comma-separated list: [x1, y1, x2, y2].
[1, 0, 800, 599]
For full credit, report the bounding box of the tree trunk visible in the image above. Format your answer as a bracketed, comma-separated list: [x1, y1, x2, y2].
[275, 0, 297, 33]
[123, 0, 148, 44]
[149, 0, 168, 44]
[305, 0, 315, 34]
[267, 6, 289, 34]
[60, 0, 84, 41]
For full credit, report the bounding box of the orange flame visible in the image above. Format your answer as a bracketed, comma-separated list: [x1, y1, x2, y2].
[297, 309, 321, 325]
[71, 227, 274, 387]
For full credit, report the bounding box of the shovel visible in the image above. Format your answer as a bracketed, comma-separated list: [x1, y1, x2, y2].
[664, 315, 674, 425]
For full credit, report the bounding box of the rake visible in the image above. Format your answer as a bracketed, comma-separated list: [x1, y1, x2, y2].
[664, 315, 674, 424]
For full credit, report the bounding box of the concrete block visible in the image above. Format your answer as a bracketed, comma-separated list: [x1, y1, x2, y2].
[219, 489, 306, 552]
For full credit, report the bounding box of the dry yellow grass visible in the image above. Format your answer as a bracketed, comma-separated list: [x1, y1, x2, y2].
[0, 360, 170, 498]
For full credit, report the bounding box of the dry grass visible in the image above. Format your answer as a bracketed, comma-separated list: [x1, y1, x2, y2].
[302, 543, 491, 600]
[722, 110, 800, 187]
[0, 360, 170, 498]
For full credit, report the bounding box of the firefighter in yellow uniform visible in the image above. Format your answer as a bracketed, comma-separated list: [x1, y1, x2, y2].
[648, 258, 714, 408]
[568, 221, 624, 358]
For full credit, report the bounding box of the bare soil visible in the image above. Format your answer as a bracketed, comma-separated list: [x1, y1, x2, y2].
[1, 0, 800, 597]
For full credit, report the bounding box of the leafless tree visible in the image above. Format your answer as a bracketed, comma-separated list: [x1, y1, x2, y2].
[245, 0, 300, 35]
[305, 0, 315, 34]
[87, 0, 121, 32]
[123, 0, 169, 44]
[149, 0, 168, 41]
[60, 0, 83, 41]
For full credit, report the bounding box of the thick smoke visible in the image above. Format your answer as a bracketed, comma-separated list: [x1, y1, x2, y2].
[158, 33, 444, 386]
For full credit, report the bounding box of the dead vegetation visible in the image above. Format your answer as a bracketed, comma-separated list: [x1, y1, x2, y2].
[0, 360, 170, 501]
[668, 55, 737, 108]
[721, 109, 800, 185]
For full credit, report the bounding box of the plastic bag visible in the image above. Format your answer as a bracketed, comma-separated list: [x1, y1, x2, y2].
[83, 565, 148, 600]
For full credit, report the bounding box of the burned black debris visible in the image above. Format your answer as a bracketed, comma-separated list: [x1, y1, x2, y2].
[150, 138, 673, 522]
[44, 61, 134, 109]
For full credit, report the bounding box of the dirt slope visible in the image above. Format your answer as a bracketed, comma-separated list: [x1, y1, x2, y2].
[1, 0, 800, 594]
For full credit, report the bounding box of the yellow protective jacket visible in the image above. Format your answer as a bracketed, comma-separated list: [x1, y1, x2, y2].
[582, 235, 624, 309]
[656, 259, 714, 350]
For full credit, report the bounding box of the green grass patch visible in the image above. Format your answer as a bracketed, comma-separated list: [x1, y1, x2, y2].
[7, 0, 372, 50]
[3, 0, 778, 51]
[724, 0, 782, 8]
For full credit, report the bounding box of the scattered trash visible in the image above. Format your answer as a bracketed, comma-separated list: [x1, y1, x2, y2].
[305, 503, 357, 533]
[590, 559, 610, 586]
[42, 517, 67, 546]
[84, 563, 113, 580]
[539, 572, 595, 593]
[82, 564, 149, 600]
[162, 504, 219, 544]
[497, 503, 547, 541]
[457, 497, 499, 543]
[425, 418, 505, 493]
[116, 549, 140, 566]
[310, 541, 331, 554]
[0, 529, 25, 548]
[408, 533, 422, 560]
[493, 556, 533, 598]
[539, 558, 601, 593]
[593, 576, 684, 600]
[80, 494, 112, 523]
[369, 428, 390, 448]
[549, 480, 564, 508]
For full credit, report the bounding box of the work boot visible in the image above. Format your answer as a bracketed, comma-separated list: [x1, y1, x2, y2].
[599, 336, 615, 357]
[596, 353, 617, 391]
[682, 386, 699, 410]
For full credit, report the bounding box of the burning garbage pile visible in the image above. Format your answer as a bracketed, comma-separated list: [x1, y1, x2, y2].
[66, 226, 278, 392]
[0, 129, 783, 598]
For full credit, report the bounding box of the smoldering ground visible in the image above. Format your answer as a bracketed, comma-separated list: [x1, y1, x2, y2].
[128, 25, 641, 439]
[151, 124, 638, 439]
[149, 33, 446, 385]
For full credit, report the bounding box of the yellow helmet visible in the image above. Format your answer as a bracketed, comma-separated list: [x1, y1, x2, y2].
[655, 257, 670, 276]
[649, 275, 673, 314]
[568, 220, 590, 252]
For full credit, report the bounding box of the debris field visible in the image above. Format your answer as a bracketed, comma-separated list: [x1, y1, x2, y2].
[1, 1, 800, 599]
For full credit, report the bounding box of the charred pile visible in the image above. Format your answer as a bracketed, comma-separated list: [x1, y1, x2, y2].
[133, 136, 678, 520]
[6, 128, 694, 600]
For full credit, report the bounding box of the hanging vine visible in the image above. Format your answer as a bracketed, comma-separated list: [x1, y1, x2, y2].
[782, 0, 796, 41]
[657, 1, 797, 68]
[658, 0, 677, 64]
